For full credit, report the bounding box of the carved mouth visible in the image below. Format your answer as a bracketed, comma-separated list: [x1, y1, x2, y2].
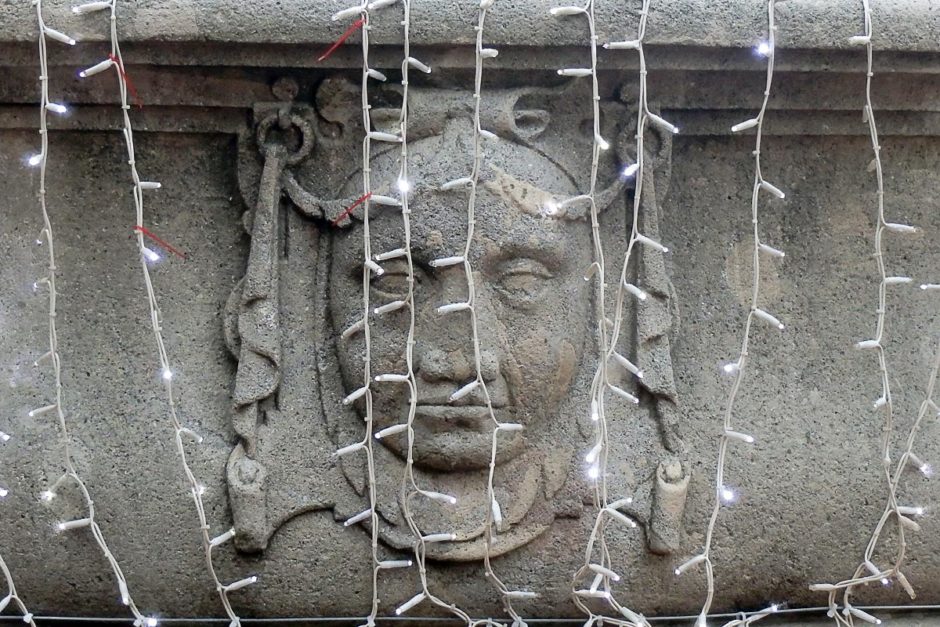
[414, 404, 505, 431]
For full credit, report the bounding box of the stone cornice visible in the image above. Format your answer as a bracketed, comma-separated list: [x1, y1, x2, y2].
[0, 0, 938, 53]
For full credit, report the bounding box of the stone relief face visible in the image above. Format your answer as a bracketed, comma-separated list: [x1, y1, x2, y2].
[329, 141, 592, 473]
[323, 129, 600, 558]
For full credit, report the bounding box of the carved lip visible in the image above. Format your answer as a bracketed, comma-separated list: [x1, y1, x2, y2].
[413, 404, 508, 430]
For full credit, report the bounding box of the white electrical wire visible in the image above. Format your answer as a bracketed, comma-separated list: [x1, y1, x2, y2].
[550, 1, 669, 625]
[74, 1, 255, 625]
[809, 2, 932, 624]
[676, 3, 785, 627]
[330, 1, 478, 624]
[28, 2, 156, 625]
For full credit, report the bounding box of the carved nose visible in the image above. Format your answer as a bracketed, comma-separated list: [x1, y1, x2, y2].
[417, 347, 500, 383]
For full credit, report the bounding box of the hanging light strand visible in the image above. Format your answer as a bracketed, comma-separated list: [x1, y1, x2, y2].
[28, 1, 157, 625]
[678, 3, 786, 627]
[809, 3, 932, 624]
[434, 1, 536, 623]
[75, 2, 254, 624]
[329, 1, 474, 623]
[551, 1, 663, 625]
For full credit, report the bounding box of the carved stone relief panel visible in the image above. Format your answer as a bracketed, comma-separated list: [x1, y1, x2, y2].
[223, 75, 690, 562]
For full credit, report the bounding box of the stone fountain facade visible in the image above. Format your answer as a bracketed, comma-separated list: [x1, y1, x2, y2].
[0, 0, 939, 621]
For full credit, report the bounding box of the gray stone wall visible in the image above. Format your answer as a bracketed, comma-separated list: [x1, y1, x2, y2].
[1, 0, 939, 621]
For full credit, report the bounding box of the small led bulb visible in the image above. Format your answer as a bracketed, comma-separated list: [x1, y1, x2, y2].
[756, 41, 771, 56]
[162, 368, 173, 381]
[720, 486, 736, 503]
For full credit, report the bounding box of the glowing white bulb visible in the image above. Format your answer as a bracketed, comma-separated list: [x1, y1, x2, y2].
[881, 578, 890, 586]
[921, 463, 933, 477]
[770, 604, 780, 612]
[72, 1, 112, 14]
[143, 247, 161, 262]
[544, 200, 560, 216]
[0, 432, 9, 442]
[45, 103, 68, 115]
[397, 178, 411, 194]
[145, 618, 158, 627]
[40, 490, 55, 502]
[79, 58, 115, 78]
[722, 361, 740, 375]
[720, 486, 736, 503]
[588, 465, 600, 480]
[28, 154, 43, 167]
[585, 442, 603, 464]
[622, 163, 639, 178]
[196, 484, 206, 496]
[162, 368, 173, 381]
[43, 27, 77, 46]
[756, 41, 771, 56]
[0, 488, 8, 498]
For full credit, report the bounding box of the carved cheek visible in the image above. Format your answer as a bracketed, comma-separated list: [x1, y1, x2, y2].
[511, 336, 577, 412]
[548, 340, 578, 408]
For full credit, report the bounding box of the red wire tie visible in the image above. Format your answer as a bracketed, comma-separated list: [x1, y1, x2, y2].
[331, 192, 372, 227]
[133, 225, 187, 260]
[317, 18, 365, 62]
[108, 53, 143, 108]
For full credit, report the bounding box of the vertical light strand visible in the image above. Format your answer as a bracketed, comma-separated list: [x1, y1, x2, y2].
[0, 554, 35, 627]
[432, 1, 535, 623]
[30, 2, 155, 625]
[550, 1, 663, 625]
[328, 2, 383, 623]
[809, 3, 928, 623]
[329, 1, 473, 624]
[675, 3, 785, 627]
[74, 2, 256, 624]
[389, 1, 476, 622]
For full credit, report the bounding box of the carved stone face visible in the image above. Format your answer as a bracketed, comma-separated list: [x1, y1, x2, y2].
[329, 138, 592, 473]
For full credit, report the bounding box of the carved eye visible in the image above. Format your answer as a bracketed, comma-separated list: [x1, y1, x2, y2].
[371, 260, 418, 301]
[494, 258, 554, 305]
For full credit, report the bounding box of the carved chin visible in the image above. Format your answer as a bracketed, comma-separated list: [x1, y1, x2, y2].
[379, 518, 553, 562]
[375, 448, 556, 561]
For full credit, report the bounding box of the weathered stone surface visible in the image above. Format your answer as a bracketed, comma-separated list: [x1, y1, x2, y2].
[2, 0, 940, 52]
[1, 0, 940, 622]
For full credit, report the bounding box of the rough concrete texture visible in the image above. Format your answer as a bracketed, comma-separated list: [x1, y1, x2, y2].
[1, 1, 940, 623]
[2, 0, 940, 52]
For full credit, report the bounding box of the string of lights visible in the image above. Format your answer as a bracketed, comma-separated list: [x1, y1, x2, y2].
[808, 2, 932, 624]
[548, 1, 669, 625]
[330, 1, 479, 624]
[25, 2, 158, 625]
[0, 5, 61, 624]
[330, 3, 391, 624]
[674, 2, 785, 626]
[422, 1, 538, 623]
[72, 1, 256, 625]
[0, 554, 34, 627]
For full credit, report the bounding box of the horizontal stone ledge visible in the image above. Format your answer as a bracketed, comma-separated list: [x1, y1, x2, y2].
[4, 65, 940, 114]
[4, 106, 940, 138]
[0, 0, 938, 53]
